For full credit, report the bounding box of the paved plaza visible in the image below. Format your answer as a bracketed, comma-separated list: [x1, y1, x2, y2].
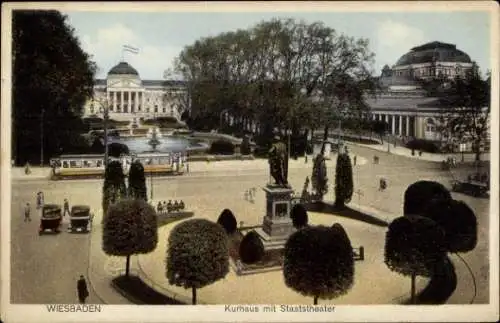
[10, 144, 490, 305]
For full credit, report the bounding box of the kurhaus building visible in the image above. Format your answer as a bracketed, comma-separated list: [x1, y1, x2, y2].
[365, 41, 489, 149]
[84, 61, 187, 121]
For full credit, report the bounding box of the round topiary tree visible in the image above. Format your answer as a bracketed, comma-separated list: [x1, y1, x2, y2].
[102, 199, 158, 277]
[403, 181, 451, 216]
[291, 204, 309, 229]
[108, 142, 130, 158]
[217, 209, 237, 234]
[334, 152, 354, 208]
[311, 154, 328, 200]
[102, 160, 127, 215]
[284, 224, 354, 305]
[128, 160, 147, 201]
[239, 230, 265, 264]
[167, 219, 229, 304]
[423, 199, 477, 253]
[384, 215, 447, 304]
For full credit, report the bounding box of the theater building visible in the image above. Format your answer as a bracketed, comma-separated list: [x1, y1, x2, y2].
[365, 41, 489, 150]
[84, 61, 187, 121]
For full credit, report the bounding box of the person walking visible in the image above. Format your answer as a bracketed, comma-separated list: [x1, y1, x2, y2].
[63, 198, 70, 217]
[24, 202, 31, 222]
[77, 275, 89, 304]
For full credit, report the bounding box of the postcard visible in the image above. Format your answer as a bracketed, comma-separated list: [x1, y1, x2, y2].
[1, 1, 498, 322]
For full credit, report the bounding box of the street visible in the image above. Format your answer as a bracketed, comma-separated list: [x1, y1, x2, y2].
[10, 145, 490, 304]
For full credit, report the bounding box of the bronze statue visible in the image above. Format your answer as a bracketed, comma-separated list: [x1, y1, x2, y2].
[268, 136, 289, 187]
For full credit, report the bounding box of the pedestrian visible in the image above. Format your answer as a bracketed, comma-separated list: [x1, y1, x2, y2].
[353, 155, 357, 166]
[24, 202, 31, 222]
[186, 163, 189, 173]
[63, 198, 70, 217]
[77, 275, 89, 304]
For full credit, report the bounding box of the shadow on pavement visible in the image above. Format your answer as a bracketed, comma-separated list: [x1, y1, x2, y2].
[403, 255, 457, 305]
[112, 275, 186, 305]
[305, 202, 389, 227]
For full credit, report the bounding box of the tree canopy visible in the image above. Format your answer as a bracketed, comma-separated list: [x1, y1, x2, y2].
[102, 199, 158, 276]
[102, 161, 127, 214]
[166, 219, 229, 304]
[403, 181, 451, 216]
[283, 224, 354, 304]
[334, 152, 354, 208]
[173, 18, 376, 145]
[12, 10, 96, 165]
[437, 66, 490, 161]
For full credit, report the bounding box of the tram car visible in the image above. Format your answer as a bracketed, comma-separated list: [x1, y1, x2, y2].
[68, 205, 93, 233]
[39, 204, 62, 235]
[50, 152, 186, 180]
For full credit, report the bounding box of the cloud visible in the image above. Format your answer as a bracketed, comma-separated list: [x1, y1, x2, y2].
[80, 23, 182, 80]
[374, 19, 428, 72]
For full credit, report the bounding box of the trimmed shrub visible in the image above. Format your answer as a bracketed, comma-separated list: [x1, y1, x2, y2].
[128, 161, 147, 201]
[311, 154, 328, 200]
[291, 204, 309, 229]
[385, 215, 447, 304]
[239, 230, 265, 264]
[240, 136, 252, 155]
[403, 181, 452, 216]
[209, 139, 235, 155]
[284, 224, 354, 305]
[405, 139, 441, 154]
[90, 137, 105, 154]
[423, 199, 477, 253]
[108, 142, 130, 157]
[334, 153, 354, 208]
[102, 161, 127, 215]
[217, 209, 237, 234]
[167, 219, 229, 305]
[103, 199, 158, 277]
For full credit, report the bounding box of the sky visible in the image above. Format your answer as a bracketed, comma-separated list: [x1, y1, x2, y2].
[63, 6, 492, 80]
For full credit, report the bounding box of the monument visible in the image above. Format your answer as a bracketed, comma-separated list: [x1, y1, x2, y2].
[255, 136, 296, 250]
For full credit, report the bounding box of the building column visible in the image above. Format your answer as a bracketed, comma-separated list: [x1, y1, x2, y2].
[406, 116, 410, 136]
[127, 91, 131, 113]
[120, 91, 124, 113]
[113, 91, 117, 111]
[398, 115, 402, 135]
[142, 92, 146, 113]
[372, 114, 376, 121]
[391, 115, 395, 135]
[135, 91, 139, 113]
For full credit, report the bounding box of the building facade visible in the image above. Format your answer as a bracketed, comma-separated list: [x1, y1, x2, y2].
[365, 41, 489, 150]
[84, 61, 187, 122]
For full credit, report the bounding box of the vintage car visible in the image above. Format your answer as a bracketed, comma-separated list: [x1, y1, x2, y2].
[68, 205, 93, 233]
[39, 204, 62, 235]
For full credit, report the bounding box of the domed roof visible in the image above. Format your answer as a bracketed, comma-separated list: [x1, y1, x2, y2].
[107, 61, 139, 76]
[395, 41, 471, 66]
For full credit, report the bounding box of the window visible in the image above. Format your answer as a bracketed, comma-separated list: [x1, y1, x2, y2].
[70, 160, 82, 168]
[62, 161, 69, 168]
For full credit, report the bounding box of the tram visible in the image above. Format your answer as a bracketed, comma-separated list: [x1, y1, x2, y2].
[50, 152, 186, 180]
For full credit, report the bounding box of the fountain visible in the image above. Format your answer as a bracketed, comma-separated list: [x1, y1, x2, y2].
[146, 127, 162, 151]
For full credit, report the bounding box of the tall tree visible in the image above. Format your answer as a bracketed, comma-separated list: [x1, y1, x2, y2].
[12, 10, 96, 165]
[128, 161, 147, 201]
[334, 152, 354, 208]
[102, 199, 158, 277]
[167, 219, 229, 305]
[102, 161, 127, 215]
[438, 64, 490, 161]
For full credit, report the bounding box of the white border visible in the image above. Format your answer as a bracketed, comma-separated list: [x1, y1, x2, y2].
[1, 2, 499, 322]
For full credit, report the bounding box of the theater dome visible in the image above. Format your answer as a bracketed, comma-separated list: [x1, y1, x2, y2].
[395, 41, 472, 66]
[107, 61, 139, 76]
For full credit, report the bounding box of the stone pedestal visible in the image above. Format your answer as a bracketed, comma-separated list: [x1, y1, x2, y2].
[255, 185, 296, 250]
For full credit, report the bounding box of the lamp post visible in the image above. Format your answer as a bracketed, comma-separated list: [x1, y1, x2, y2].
[97, 100, 110, 166]
[40, 108, 45, 166]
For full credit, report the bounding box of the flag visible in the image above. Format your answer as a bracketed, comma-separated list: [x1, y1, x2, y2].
[123, 45, 139, 54]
